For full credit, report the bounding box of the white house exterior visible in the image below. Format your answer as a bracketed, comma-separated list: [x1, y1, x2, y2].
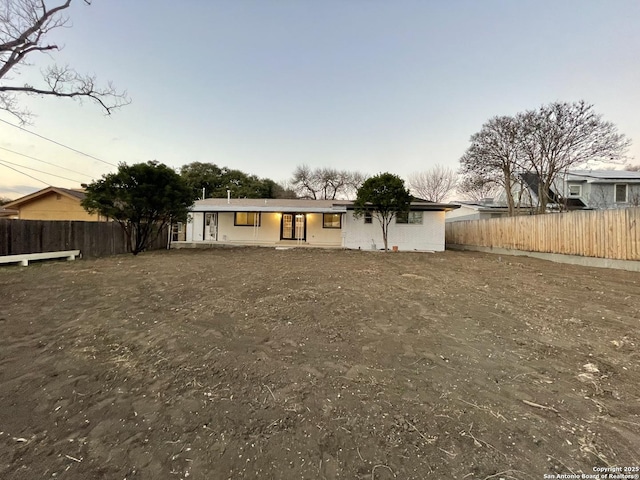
[182, 198, 459, 251]
[445, 201, 511, 223]
[342, 209, 448, 251]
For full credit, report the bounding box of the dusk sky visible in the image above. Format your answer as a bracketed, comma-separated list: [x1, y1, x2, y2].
[1, 0, 639, 199]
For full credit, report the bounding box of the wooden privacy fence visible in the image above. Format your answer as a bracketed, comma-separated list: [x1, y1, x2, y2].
[0, 219, 168, 258]
[445, 207, 640, 261]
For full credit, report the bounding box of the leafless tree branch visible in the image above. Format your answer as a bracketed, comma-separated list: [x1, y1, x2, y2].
[291, 165, 366, 200]
[408, 164, 457, 202]
[0, 0, 129, 122]
[459, 102, 631, 214]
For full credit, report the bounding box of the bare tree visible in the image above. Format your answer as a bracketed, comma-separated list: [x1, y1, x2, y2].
[0, 0, 130, 122]
[460, 102, 631, 215]
[625, 163, 640, 172]
[291, 165, 365, 200]
[459, 116, 524, 215]
[343, 170, 367, 200]
[291, 165, 319, 199]
[456, 173, 500, 202]
[408, 164, 457, 202]
[518, 101, 630, 213]
[588, 184, 611, 209]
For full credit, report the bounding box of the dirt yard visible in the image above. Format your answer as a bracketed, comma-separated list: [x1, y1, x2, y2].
[1, 247, 639, 480]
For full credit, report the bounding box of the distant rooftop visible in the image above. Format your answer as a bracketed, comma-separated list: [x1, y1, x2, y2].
[568, 170, 640, 181]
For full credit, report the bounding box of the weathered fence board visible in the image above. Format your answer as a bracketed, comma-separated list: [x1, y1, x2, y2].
[445, 207, 640, 261]
[0, 219, 168, 257]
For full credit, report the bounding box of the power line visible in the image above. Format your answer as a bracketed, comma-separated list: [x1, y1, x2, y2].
[0, 146, 94, 178]
[0, 160, 49, 186]
[0, 157, 85, 183]
[0, 118, 117, 167]
[0, 185, 35, 196]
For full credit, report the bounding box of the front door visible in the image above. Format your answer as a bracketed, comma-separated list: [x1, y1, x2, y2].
[204, 213, 217, 241]
[281, 213, 306, 240]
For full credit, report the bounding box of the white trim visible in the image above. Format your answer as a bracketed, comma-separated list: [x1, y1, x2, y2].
[0, 250, 80, 266]
[614, 183, 628, 203]
[568, 184, 582, 197]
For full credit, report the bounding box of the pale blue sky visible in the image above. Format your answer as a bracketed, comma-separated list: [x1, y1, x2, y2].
[1, 0, 639, 198]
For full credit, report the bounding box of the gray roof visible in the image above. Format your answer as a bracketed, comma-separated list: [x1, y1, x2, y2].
[0, 207, 18, 217]
[568, 170, 640, 182]
[56, 187, 86, 200]
[453, 201, 510, 212]
[191, 198, 459, 213]
[192, 198, 350, 213]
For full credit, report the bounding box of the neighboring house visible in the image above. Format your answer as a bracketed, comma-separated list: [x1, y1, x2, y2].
[0, 207, 18, 219]
[563, 170, 640, 209]
[493, 170, 640, 211]
[3, 186, 104, 221]
[183, 198, 460, 251]
[445, 200, 511, 223]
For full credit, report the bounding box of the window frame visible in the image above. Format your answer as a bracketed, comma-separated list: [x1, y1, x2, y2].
[234, 212, 261, 226]
[395, 211, 423, 225]
[568, 185, 582, 197]
[322, 213, 342, 229]
[364, 212, 373, 224]
[615, 184, 628, 203]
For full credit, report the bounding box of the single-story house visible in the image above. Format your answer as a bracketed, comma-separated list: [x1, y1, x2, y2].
[182, 198, 460, 251]
[446, 200, 511, 223]
[0, 206, 18, 219]
[3, 186, 105, 221]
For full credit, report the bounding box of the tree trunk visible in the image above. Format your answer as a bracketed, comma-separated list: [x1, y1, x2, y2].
[382, 218, 390, 252]
[537, 182, 548, 213]
[505, 181, 516, 216]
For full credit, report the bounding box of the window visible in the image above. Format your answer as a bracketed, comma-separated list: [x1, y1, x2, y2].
[234, 212, 261, 226]
[568, 185, 582, 197]
[171, 222, 183, 241]
[364, 212, 373, 224]
[323, 213, 341, 228]
[396, 211, 423, 224]
[615, 184, 628, 203]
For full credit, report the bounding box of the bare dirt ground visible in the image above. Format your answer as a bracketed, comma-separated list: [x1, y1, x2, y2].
[1, 247, 639, 480]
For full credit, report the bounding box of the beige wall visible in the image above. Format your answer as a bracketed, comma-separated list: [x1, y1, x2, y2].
[217, 212, 281, 243]
[212, 212, 343, 246]
[306, 213, 343, 246]
[17, 193, 99, 221]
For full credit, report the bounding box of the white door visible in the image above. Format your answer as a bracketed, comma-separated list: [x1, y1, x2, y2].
[204, 213, 217, 241]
